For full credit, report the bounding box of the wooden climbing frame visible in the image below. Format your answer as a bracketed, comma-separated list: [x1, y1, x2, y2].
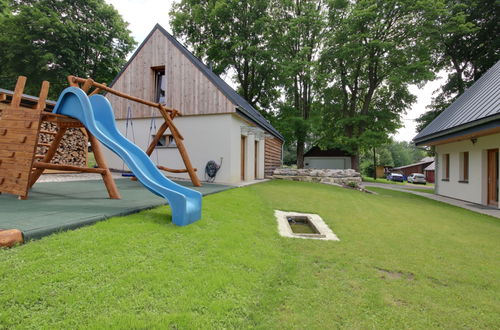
[0, 76, 120, 200]
[67, 75, 202, 187]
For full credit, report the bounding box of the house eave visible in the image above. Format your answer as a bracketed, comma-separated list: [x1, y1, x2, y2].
[235, 107, 284, 141]
[414, 117, 500, 146]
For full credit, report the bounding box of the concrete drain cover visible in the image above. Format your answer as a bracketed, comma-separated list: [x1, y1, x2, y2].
[274, 210, 339, 241]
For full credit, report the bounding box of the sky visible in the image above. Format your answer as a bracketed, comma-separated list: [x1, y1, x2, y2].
[105, 0, 445, 143]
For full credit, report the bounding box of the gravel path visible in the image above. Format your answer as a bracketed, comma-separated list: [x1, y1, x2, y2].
[37, 172, 125, 183]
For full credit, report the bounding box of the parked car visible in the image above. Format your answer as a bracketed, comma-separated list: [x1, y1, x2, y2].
[407, 173, 427, 184]
[387, 173, 404, 182]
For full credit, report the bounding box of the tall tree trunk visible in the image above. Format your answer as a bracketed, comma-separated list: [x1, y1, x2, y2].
[296, 140, 305, 168]
[373, 147, 377, 180]
[352, 153, 360, 171]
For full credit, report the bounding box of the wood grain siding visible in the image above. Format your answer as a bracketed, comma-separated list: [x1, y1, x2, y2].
[265, 138, 282, 177]
[107, 29, 235, 119]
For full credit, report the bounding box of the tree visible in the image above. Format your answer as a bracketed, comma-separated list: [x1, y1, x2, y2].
[270, 0, 326, 168]
[387, 141, 427, 167]
[318, 0, 437, 169]
[0, 0, 136, 97]
[416, 0, 500, 131]
[170, 0, 277, 110]
[0, 0, 10, 16]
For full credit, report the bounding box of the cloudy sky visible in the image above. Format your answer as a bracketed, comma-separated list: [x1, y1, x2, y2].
[105, 0, 444, 142]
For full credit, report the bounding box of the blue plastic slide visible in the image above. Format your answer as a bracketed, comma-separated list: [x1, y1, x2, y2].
[53, 87, 202, 226]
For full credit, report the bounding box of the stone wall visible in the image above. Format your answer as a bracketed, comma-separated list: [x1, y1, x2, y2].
[272, 168, 362, 186]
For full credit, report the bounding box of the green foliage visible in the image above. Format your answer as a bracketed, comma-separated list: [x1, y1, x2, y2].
[170, 0, 278, 110]
[0, 0, 136, 98]
[318, 0, 437, 155]
[1, 181, 499, 328]
[416, 0, 500, 132]
[0, 0, 10, 16]
[269, 0, 326, 166]
[386, 141, 428, 167]
[360, 140, 427, 175]
[170, 0, 496, 166]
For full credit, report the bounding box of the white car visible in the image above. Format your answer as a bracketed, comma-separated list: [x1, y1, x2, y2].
[407, 173, 426, 184]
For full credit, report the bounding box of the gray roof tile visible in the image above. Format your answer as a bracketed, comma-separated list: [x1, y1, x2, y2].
[414, 60, 500, 143]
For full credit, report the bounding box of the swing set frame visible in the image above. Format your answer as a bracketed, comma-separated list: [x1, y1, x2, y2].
[68, 76, 201, 187]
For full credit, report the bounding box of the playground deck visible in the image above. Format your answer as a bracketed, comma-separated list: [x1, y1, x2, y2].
[0, 178, 231, 243]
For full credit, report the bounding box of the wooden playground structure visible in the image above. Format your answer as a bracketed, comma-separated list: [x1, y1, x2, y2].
[0, 75, 201, 200]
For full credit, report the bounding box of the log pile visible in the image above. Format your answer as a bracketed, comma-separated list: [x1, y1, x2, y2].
[0, 106, 87, 167]
[36, 121, 87, 166]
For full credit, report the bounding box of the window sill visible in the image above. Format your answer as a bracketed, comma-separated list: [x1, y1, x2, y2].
[441, 179, 449, 182]
[458, 180, 469, 184]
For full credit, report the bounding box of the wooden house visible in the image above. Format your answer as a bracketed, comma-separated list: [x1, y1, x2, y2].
[103, 24, 283, 184]
[391, 157, 434, 177]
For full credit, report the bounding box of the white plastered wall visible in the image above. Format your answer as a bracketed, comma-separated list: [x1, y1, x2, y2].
[435, 132, 500, 208]
[101, 113, 265, 184]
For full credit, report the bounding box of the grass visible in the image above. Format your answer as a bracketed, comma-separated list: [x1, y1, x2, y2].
[1, 180, 499, 328]
[362, 176, 406, 185]
[87, 152, 96, 168]
[363, 176, 435, 188]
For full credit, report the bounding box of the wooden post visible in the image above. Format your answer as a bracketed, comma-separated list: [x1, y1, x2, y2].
[87, 129, 121, 199]
[162, 111, 201, 187]
[35, 81, 50, 111]
[11, 76, 27, 108]
[145, 121, 168, 156]
[28, 127, 67, 188]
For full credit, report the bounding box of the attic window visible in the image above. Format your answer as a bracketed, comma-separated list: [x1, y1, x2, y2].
[152, 66, 166, 104]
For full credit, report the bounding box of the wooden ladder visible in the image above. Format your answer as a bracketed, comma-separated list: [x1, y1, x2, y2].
[0, 76, 120, 200]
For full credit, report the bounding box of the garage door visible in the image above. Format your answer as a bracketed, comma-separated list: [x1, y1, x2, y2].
[304, 157, 346, 169]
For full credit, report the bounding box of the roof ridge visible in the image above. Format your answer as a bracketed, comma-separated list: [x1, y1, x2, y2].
[109, 24, 284, 141]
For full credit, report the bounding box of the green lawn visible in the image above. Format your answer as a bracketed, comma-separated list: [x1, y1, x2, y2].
[362, 176, 406, 185]
[363, 176, 435, 188]
[1, 181, 499, 328]
[87, 152, 96, 168]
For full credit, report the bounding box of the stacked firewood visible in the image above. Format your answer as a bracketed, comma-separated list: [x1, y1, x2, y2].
[36, 121, 87, 166]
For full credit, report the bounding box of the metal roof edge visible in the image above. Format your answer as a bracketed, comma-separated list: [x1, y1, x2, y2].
[414, 61, 500, 140]
[0, 87, 56, 106]
[393, 160, 434, 170]
[414, 117, 500, 146]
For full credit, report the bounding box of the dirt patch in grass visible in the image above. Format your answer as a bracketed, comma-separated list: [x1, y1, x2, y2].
[376, 267, 415, 280]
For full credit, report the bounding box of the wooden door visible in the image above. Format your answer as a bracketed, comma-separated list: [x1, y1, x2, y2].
[241, 136, 246, 181]
[254, 141, 258, 179]
[487, 149, 499, 206]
